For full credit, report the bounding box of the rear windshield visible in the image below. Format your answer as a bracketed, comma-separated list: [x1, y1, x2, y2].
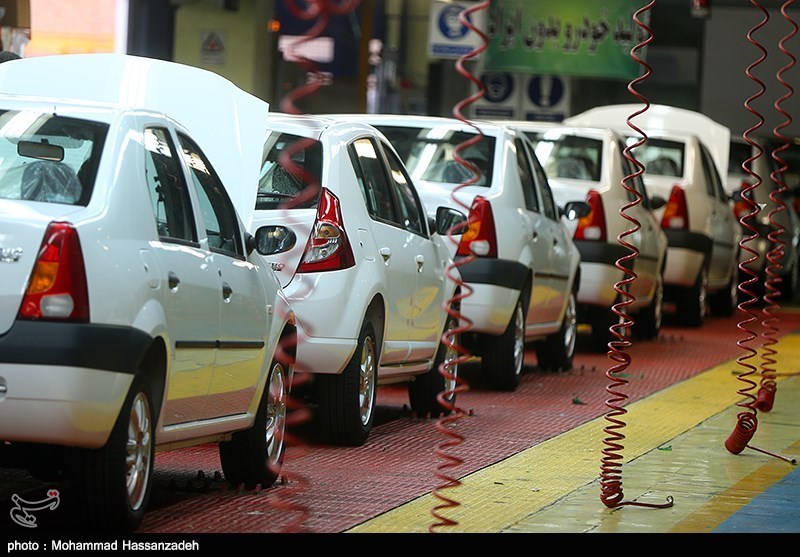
[728, 140, 755, 176]
[0, 110, 107, 205]
[375, 125, 495, 187]
[626, 136, 685, 178]
[534, 134, 603, 182]
[257, 130, 323, 210]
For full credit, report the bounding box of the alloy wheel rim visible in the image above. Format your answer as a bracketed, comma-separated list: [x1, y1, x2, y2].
[513, 303, 525, 376]
[359, 335, 376, 426]
[564, 293, 577, 356]
[443, 319, 459, 402]
[265, 362, 287, 470]
[126, 391, 152, 512]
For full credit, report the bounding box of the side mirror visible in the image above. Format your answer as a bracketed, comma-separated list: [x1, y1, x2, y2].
[730, 190, 743, 203]
[249, 225, 296, 256]
[560, 200, 590, 220]
[649, 194, 667, 210]
[434, 206, 467, 236]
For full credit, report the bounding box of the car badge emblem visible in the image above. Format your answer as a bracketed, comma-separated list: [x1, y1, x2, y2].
[0, 247, 22, 263]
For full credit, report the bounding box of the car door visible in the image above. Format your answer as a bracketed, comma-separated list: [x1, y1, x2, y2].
[524, 138, 574, 323]
[514, 137, 559, 325]
[177, 132, 272, 420]
[141, 125, 219, 426]
[349, 136, 415, 365]
[378, 140, 448, 362]
[699, 140, 738, 285]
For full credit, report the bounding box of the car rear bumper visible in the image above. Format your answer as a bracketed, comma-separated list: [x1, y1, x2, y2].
[0, 320, 152, 448]
[663, 230, 711, 287]
[455, 257, 527, 336]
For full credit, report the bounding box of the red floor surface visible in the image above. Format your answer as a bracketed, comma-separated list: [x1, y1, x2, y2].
[3, 306, 799, 533]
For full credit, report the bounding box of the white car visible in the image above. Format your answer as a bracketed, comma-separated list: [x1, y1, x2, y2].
[337, 114, 586, 389]
[566, 105, 742, 326]
[727, 135, 800, 299]
[250, 113, 462, 447]
[519, 123, 669, 351]
[0, 54, 297, 531]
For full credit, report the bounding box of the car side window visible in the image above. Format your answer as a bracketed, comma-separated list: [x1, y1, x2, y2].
[526, 141, 558, 221]
[143, 127, 197, 244]
[349, 137, 400, 225]
[515, 138, 540, 213]
[699, 141, 727, 201]
[381, 143, 427, 237]
[177, 132, 244, 258]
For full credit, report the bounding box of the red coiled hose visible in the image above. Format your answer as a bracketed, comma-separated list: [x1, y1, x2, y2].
[428, 0, 489, 533]
[757, 0, 799, 412]
[727, 0, 768, 456]
[599, 0, 672, 511]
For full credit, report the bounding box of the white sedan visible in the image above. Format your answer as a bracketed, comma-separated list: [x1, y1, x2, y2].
[339, 114, 586, 389]
[0, 54, 296, 532]
[251, 113, 462, 447]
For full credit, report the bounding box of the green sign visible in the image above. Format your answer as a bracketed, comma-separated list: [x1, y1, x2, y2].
[484, 0, 650, 79]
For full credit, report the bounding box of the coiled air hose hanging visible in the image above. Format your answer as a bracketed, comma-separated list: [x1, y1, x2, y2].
[599, 0, 673, 510]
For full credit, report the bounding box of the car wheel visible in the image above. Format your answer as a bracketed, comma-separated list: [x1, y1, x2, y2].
[780, 260, 799, 300]
[481, 296, 525, 391]
[589, 304, 622, 353]
[220, 357, 288, 489]
[710, 269, 737, 317]
[678, 265, 708, 327]
[315, 319, 378, 446]
[77, 375, 154, 532]
[409, 309, 459, 417]
[636, 273, 664, 339]
[536, 289, 577, 372]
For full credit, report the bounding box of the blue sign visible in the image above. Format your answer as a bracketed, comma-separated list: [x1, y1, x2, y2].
[438, 5, 470, 39]
[528, 76, 565, 108]
[482, 72, 514, 104]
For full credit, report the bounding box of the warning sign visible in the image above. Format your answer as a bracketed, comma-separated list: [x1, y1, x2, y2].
[201, 30, 225, 65]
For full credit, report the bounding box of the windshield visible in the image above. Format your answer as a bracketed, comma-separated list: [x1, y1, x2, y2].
[375, 125, 495, 187]
[534, 133, 603, 181]
[0, 109, 107, 205]
[256, 130, 323, 210]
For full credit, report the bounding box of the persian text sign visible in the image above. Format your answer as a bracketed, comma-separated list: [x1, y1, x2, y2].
[484, 0, 649, 79]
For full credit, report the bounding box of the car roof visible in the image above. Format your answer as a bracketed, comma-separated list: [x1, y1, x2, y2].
[327, 113, 509, 138]
[0, 53, 270, 228]
[565, 104, 730, 177]
[268, 112, 388, 141]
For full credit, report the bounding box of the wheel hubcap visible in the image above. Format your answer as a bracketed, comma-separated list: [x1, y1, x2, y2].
[265, 362, 287, 471]
[359, 335, 376, 426]
[513, 302, 525, 376]
[564, 293, 577, 356]
[654, 277, 664, 330]
[442, 319, 459, 402]
[125, 391, 152, 512]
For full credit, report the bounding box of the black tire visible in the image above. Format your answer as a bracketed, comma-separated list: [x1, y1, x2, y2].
[710, 270, 737, 317]
[315, 320, 378, 446]
[589, 304, 622, 353]
[219, 357, 289, 489]
[536, 289, 577, 372]
[636, 273, 664, 339]
[481, 296, 526, 391]
[76, 375, 154, 532]
[409, 311, 459, 417]
[677, 265, 708, 327]
[780, 260, 799, 301]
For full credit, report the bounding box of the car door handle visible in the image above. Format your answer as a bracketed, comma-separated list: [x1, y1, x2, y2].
[168, 271, 180, 289]
[416, 254, 425, 271]
[222, 282, 233, 301]
[379, 247, 391, 262]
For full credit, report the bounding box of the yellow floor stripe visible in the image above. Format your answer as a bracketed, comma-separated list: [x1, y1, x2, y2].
[347, 336, 800, 533]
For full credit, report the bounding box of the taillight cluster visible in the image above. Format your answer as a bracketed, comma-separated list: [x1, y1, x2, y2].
[457, 196, 498, 257]
[733, 181, 753, 221]
[661, 185, 689, 230]
[574, 189, 606, 241]
[19, 222, 90, 321]
[297, 188, 355, 273]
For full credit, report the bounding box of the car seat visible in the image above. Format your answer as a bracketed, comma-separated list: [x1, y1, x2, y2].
[21, 160, 82, 204]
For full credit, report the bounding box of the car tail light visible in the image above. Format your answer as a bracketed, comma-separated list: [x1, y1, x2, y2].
[19, 222, 89, 321]
[661, 185, 689, 230]
[296, 188, 355, 273]
[574, 189, 606, 241]
[457, 196, 498, 257]
[733, 181, 752, 221]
